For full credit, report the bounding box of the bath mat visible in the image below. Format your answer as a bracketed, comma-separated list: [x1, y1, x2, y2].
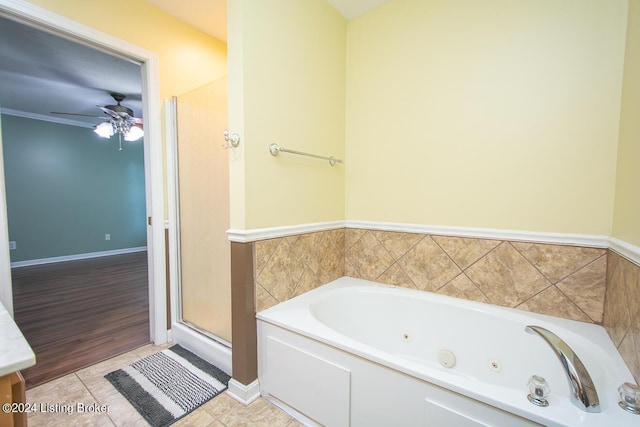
[105, 345, 231, 427]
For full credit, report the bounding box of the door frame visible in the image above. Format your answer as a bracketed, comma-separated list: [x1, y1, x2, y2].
[0, 0, 167, 344]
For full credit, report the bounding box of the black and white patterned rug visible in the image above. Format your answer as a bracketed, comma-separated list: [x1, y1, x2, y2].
[105, 345, 231, 427]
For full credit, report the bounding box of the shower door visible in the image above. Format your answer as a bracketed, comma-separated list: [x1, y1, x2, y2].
[174, 77, 231, 344]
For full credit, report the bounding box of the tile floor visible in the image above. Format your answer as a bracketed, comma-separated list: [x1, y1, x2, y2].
[26, 343, 303, 426]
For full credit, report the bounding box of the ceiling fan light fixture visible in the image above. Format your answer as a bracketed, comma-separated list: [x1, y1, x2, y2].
[93, 121, 114, 138]
[124, 124, 144, 141]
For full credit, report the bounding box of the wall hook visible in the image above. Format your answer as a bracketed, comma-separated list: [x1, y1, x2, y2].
[223, 130, 241, 149]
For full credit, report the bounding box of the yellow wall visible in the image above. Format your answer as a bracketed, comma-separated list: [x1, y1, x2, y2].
[25, 0, 227, 103]
[345, 0, 628, 235]
[613, 0, 640, 247]
[228, 0, 346, 230]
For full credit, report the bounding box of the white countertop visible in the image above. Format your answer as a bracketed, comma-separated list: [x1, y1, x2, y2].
[0, 302, 35, 377]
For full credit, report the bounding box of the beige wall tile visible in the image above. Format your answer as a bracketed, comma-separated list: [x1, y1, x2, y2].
[620, 256, 640, 319]
[345, 228, 366, 251]
[372, 230, 424, 259]
[255, 283, 279, 312]
[376, 263, 418, 289]
[618, 313, 640, 383]
[345, 231, 394, 280]
[293, 268, 323, 299]
[397, 237, 461, 292]
[604, 254, 633, 346]
[511, 242, 605, 284]
[466, 243, 552, 307]
[432, 236, 500, 269]
[437, 274, 490, 304]
[556, 256, 607, 323]
[517, 286, 591, 322]
[254, 239, 280, 277]
[256, 239, 305, 301]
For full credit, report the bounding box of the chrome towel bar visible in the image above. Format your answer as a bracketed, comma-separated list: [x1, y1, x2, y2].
[269, 143, 343, 166]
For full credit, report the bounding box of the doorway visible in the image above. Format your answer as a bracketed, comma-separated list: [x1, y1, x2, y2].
[0, 0, 167, 382]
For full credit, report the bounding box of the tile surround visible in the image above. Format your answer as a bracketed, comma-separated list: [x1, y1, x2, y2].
[604, 251, 640, 383]
[253, 227, 638, 382]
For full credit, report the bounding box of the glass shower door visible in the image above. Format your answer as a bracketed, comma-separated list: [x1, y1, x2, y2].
[174, 77, 231, 345]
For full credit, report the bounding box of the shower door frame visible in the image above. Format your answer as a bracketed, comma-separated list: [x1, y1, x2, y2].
[165, 97, 233, 374]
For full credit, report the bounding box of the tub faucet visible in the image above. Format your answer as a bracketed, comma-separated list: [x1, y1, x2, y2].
[525, 325, 600, 413]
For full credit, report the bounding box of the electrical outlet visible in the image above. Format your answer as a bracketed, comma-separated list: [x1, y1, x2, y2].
[9, 241, 16, 250]
[105, 234, 111, 241]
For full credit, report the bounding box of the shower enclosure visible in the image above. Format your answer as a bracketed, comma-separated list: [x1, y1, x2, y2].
[170, 77, 232, 347]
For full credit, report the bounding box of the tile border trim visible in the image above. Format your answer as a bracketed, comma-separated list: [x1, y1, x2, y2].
[227, 221, 344, 243]
[610, 237, 640, 266]
[227, 220, 640, 265]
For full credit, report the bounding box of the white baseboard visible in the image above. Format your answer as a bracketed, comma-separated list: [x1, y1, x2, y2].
[171, 322, 232, 376]
[10, 246, 147, 268]
[226, 378, 261, 406]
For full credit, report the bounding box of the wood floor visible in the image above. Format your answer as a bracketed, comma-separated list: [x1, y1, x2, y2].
[11, 251, 150, 388]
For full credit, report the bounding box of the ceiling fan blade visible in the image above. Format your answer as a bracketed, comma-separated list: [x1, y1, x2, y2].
[50, 111, 106, 118]
[98, 106, 122, 119]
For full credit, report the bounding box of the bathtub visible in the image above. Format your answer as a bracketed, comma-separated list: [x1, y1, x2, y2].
[257, 277, 637, 427]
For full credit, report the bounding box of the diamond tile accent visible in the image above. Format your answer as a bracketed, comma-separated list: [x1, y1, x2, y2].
[604, 254, 633, 346]
[517, 286, 590, 322]
[604, 251, 640, 383]
[432, 236, 500, 269]
[372, 230, 424, 260]
[465, 242, 551, 307]
[254, 238, 281, 276]
[345, 231, 394, 281]
[377, 263, 417, 289]
[511, 242, 605, 284]
[437, 274, 489, 304]
[556, 256, 607, 322]
[256, 283, 278, 312]
[397, 237, 461, 292]
[254, 230, 345, 307]
[345, 228, 366, 251]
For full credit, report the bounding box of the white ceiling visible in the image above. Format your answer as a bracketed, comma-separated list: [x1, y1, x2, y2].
[0, 1, 394, 128]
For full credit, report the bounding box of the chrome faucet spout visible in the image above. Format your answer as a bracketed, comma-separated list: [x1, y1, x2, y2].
[525, 325, 600, 413]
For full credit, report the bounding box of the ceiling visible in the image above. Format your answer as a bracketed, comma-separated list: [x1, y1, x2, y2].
[0, 15, 143, 128]
[0, 0, 393, 128]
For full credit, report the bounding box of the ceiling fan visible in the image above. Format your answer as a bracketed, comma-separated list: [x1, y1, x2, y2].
[51, 92, 144, 150]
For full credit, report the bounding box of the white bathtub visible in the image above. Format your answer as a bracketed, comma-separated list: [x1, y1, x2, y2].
[257, 277, 638, 427]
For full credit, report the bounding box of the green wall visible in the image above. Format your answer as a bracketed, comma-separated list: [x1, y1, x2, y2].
[2, 114, 147, 262]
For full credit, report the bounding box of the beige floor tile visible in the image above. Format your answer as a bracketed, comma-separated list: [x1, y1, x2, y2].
[26, 373, 115, 427]
[132, 342, 173, 359]
[173, 406, 217, 426]
[204, 394, 297, 427]
[24, 343, 301, 427]
[96, 386, 149, 426]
